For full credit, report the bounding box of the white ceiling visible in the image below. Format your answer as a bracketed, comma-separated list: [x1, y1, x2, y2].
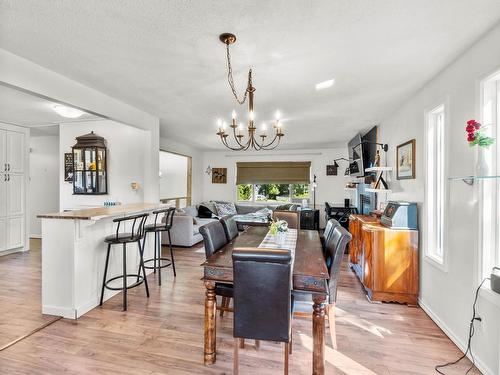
[0, 84, 98, 129]
[1, 1, 500, 150]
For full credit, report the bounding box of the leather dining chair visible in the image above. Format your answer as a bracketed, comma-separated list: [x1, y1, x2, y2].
[220, 216, 239, 242]
[232, 247, 293, 375]
[321, 218, 341, 256]
[199, 221, 233, 317]
[272, 210, 300, 230]
[325, 225, 352, 349]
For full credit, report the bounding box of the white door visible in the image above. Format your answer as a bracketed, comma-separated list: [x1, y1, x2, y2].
[6, 174, 24, 216]
[0, 218, 6, 251]
[0, 130, 6, 172]
[0, 175, 6, 217]
[6, 131, 24, 174]
[7, 216, 24, 249]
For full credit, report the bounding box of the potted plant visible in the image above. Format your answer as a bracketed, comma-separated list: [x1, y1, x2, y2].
[269, 219, 289, 245]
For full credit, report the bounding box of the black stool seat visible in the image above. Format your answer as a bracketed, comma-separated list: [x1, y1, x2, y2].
[144, 223, 171, 232]
[215, 282, 234, 298]
[141, 207, 177, 286]
[100, 213, 150, 311]
[104, 233, 141, 244]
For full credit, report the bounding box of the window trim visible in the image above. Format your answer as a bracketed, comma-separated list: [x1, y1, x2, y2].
[478, 69, 500, 282]
[424, 102, 449, 272]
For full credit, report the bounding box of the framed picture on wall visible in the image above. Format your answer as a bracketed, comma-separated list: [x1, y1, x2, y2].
[64, 153, 74, 182]
[211, 168, 227, 184]
[396, 139, 416, 180]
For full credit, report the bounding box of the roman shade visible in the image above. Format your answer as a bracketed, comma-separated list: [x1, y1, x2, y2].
[236, 162, 311, 184]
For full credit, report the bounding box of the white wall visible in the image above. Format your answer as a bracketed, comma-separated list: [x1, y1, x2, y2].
[29, 135, 59, 237]
[0, 48, 160, 203]
[160, 138, 204, 205]
[59, 120, 148, 209]
[159, 151, 188, 199]
[377, 23, 500, 375]
[202, 148, 349, 227]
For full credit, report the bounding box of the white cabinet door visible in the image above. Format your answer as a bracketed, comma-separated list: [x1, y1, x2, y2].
[0, 176, 6, 217]
[6, 174, 24, 216]
[6, 131, 24, 174]
[0, 218, 6, 251]
[7, 216, 24, 249]
[0, 130, 6, 172]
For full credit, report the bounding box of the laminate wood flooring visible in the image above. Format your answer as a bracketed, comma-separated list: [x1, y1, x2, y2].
[0, 239, 479, 374]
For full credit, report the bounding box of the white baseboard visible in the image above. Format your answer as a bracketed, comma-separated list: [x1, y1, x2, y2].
[42, 305, 77, 319]
[30, 234, 42, 239]
[418, 298, 493, 375]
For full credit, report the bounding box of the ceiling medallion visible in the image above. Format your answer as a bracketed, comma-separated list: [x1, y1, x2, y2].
[216, 33, 284, 151]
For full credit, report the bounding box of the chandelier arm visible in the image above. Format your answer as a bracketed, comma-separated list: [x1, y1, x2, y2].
[226, 43, 249, 105]
[260, 131, 280, 148]
[261, 136, 282, 151]
[231, 126, 248, 149]
[221, 135, 244, 151]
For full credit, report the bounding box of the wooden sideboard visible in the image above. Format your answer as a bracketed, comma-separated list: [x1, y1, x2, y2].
[349, 214, 419, 305]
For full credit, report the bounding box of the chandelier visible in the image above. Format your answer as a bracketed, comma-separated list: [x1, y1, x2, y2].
[216, 33, 284, 151]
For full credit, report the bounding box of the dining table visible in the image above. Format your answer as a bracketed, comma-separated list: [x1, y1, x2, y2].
[201, 226, 329, 375]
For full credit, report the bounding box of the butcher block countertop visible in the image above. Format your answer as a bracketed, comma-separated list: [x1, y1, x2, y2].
[37, 203, 166, 221]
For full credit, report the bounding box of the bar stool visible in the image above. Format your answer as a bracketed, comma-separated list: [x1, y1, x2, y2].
[100, 212, 150, 311]
[142, 207, 176, 285]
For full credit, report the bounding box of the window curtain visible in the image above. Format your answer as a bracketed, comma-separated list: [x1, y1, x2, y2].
[236, 162, 311, 184]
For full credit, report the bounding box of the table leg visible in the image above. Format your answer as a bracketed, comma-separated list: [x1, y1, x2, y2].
[204, 281, 217, 364]
[312, 294, 326, 375]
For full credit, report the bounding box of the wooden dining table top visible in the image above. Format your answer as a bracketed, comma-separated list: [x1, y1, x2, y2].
[201, 226, 329, 294]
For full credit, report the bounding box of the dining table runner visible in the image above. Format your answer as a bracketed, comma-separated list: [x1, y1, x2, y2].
[258, 229, 298, 253]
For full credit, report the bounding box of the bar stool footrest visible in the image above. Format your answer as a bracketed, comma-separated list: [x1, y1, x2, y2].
[104, 274, 145, 291]
[143, 257, 173, 270]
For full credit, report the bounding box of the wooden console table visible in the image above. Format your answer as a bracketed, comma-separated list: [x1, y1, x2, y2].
[349, 214, 419, 305]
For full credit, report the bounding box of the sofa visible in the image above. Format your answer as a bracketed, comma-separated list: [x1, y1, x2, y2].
[162, 201, 298, 247]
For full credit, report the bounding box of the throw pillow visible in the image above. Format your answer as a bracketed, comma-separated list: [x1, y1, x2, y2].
[183, 205, 198, 218]
[215, 202, 237, 217]
[198, 205, 213, 219]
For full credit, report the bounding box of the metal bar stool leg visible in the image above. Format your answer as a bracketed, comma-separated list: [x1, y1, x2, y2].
[122, 243, 127, 311]
[138, 240, 149, 298]
[157, 232, 162, 286]
[168, 230, 176, 277]
[138, 234, 147, 282]
[152, 231, 157, 274]
[100, 243, 111, 306]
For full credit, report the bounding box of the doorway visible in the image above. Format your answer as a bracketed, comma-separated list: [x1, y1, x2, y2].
[159, 150, 192, 208]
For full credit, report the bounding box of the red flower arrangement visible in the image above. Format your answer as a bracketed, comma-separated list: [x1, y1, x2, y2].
[465, 120, 494, 147]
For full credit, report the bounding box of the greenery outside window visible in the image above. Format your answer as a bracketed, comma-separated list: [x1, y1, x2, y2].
[237, 183, 310, 203]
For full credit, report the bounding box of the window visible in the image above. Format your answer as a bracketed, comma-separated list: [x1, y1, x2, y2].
[236, 162, 311, 203]
[480, 72, 500, 279]
[237, 183, 310, 203]
[425, 104, 446, 266]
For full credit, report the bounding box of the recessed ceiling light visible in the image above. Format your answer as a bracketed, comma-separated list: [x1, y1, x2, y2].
[53, 104, 85, 118]
[315, 79, 335, 91]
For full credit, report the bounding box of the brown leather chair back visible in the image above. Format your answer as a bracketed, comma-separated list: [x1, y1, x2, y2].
[220, 216, 239, 242]
[199, 221, 229, 259]
[232, 247, 292, 342]
[326, 226, 352, 304]
[272, 210, 300, 230]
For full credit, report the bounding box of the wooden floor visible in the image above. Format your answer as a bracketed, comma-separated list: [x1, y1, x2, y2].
[0, 239, 479, 374]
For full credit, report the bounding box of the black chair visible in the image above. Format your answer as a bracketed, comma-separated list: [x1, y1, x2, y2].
[141, 207, 177, 286]
[100, 213, 150, 311]
[320, 218, 341, 252]
[324, 202, 333, 223]
[220, 216, 239, 242]
[232, 247, 293, 375]
[324, 225, 352, 349]
[199, 221, 233, 317]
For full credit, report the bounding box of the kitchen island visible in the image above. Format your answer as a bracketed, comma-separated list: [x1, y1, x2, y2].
[38, 203, 166, 319]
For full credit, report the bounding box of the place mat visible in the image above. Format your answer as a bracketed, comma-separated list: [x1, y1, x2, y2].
[258, 229, 297, 252]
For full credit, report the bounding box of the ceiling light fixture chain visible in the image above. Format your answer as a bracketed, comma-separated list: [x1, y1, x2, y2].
[225, 42, 249, 105]
[216, 32, 284, 151]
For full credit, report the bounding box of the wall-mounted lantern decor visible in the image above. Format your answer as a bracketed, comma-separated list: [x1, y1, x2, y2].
[72, 131, 108, 195]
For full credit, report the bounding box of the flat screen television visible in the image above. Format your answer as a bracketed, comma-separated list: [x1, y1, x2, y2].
[347, 126, 378, 177]
[348, 133, 363, 177]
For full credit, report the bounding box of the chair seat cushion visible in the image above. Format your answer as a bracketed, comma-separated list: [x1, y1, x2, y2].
[145, 223, 169, 232]
[215, 282, 234, 298]
[104, 232, 140, 243]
